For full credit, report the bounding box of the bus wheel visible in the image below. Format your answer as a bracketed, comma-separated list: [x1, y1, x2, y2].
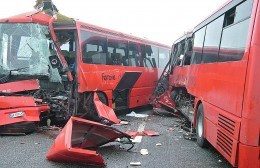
[196, 104, 208, 148]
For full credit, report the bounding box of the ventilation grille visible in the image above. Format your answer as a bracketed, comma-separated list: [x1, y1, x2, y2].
[218, 114, 235, 136]
[217, 114, 236, 158]
[217, 129, 233, 157]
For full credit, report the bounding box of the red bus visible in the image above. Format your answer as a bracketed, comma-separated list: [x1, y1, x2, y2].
[55, 21, 171, 119]
[0, 7, 170, 130]
[155, 0, 260, 167]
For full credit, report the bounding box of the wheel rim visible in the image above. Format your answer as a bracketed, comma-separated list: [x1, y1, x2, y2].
[197, 114, 203, 138]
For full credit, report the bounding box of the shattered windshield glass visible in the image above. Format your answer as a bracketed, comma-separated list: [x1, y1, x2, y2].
[0, 23, 59, 78]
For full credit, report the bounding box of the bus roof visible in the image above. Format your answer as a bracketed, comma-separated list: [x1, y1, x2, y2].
[0, 10, 170, 49]
[0, 11, 52, 25]
[194, 0, 244, 32]
[73, 21, 170, 49]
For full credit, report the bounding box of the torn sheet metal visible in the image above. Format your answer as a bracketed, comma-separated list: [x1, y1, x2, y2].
[0, 80, 40, 93]
[153, 91, 176, 110]
[46, 117, 131, 166]
[93, 92, 121, 124]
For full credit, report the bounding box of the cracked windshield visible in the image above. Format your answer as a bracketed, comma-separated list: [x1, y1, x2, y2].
[0, 23, 57, 77]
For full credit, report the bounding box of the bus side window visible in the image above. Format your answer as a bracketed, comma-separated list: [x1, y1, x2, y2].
[81, 31, 107, 65]
[151, 46, 159, 68]
[107, 39, 128, 66]
[219, 0, 253, 62]
[128, 43, 141, 67]
[159, 48, 170, 68]
[191, 27, 206, 64]
[202, 15, 224, 63]
[144, 45, 156, 68]
[184, 39, 193, 65]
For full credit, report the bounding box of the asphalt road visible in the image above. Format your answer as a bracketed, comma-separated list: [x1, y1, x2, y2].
[0, 107, 231, 168]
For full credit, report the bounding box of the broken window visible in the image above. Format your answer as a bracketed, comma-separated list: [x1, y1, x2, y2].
[0, 23, 61, 82]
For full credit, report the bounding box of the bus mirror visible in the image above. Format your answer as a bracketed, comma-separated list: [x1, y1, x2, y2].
[49, 55, 61, 69]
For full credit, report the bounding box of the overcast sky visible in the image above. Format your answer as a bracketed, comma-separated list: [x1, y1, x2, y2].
[0, 0, 227, 45]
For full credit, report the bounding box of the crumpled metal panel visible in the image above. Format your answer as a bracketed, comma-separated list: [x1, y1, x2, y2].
[46, 117, 131, 166]
[93, 92, 121, 124]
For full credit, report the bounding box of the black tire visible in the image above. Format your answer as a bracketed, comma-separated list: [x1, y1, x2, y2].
[196, 104, 208, 148]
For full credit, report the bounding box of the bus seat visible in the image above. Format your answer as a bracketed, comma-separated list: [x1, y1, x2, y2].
[111, 53, 122, 65]
[129, 57, 137, 66]
[92, 52, 107, 64]
[122, 56, 129, 66]
[83, 51, 97, 63]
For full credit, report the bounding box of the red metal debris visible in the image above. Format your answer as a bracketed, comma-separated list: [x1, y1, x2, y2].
[0, 95, 49, 127]
[153, 91, 176, 109]
[0, 79, 40, 93]
[93, 92, 121, 124]
[46, 117, 131, 166]
[125, 130, 160, 138]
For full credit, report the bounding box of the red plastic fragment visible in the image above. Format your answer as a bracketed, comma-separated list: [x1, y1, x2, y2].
[46, 117, 131, 166]
[142, 130, 160, 136]
[125, 130, 160, 138]
[93, 92, 121, 124]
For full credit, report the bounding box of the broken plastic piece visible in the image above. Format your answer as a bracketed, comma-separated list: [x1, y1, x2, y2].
[140, 149, 149, 155]
[93, 92, 121, 124]
[156, 143, 162, 146]
[130, 162, 141, 166]
[126, 111, 148, 118]
[46, 117, 131, 166]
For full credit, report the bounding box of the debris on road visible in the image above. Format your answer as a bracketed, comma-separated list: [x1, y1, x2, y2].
[156, 143, 162, 146]
[167, 127, 175, 132]
[126, 130, 159, 138]
[140, 149, 149, 155]
[153, 107, 179, 117]
[130, 162, 142, 166]
[126, 111, 149, 118]
[46, 117, 133, 166]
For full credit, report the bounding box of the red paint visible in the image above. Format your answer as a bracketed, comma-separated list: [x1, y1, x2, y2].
[93, 92, 121, 124]
[46, 117, 131, 165]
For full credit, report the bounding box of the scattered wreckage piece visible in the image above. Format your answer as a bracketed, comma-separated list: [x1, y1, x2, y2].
[46, 117, 133, 166]
[126, 130, 160, 138]
[93, 92, 121, 124]
[126, 111, 149, 118]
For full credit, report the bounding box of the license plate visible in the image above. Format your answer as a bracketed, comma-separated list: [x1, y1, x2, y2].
[9, 111, 24, 118]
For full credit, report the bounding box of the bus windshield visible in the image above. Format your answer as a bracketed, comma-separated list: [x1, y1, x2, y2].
[0, 23, 57, 77]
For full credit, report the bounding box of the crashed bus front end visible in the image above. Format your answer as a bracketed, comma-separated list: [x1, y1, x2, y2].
[0, 11, 73, 133]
